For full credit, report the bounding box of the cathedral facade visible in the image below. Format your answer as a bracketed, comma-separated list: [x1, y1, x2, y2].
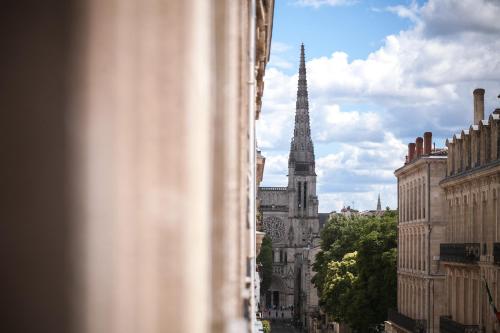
[258, 44, 320, 329]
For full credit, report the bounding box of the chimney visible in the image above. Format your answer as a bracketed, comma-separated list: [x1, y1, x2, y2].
[424, 132, 432, 155]
[408, 143, 416, 162]
[416, 137, 423, 158]
[473, 88, 485, 125]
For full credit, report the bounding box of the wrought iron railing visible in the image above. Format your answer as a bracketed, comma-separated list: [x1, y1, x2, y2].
[494, 243, 500, 265]
[440, 316, 480, 333]
[440, 243, 480, 263]
[387, 309, 426, 332]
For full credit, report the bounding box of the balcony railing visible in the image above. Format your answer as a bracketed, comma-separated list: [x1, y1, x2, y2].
[440, 243, 480, 263]
[440, 316, 480, 333]
[388, 309, 426, 333]
[494, 243, 500, 265]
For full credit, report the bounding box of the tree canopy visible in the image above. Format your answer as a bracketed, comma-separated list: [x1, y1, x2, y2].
[312, 211, 397, 332]
[257, 235, 273, 296]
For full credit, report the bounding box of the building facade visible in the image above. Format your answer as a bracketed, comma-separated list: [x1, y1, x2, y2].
[439, 89, 500, 333]
[388, 88, 500, 333]
[1, 1, 274, 333]
[258, 44, 321, 330]
[388, 132, 448, 333]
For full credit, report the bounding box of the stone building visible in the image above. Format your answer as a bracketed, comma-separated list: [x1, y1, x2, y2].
[387, 131, 448, 333]
[258, 44, 321, 330]
[439, 89, 500, 333]
[1, 1, 274, 333]
[387, 88, 500, 333]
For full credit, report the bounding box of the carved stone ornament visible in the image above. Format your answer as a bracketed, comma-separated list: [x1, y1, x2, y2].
[263, 216, 285, 242]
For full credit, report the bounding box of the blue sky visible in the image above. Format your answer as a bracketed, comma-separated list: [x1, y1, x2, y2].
[257, 0, 500, 212]
[272, 0, 420, 72]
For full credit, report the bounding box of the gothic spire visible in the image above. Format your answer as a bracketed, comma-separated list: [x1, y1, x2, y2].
[296, 43, 309, 110]
[289, 43, 315, 169]
[377, 193, 382, 211]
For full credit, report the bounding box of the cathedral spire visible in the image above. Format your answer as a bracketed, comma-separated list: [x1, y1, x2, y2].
[297, 43, 309, 110]
[377, 193, 382, 211]
[289, 43, 315, 170]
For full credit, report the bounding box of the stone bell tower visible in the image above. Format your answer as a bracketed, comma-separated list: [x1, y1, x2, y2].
[258, 44, 320, 327]
[287, 44, 320, 326]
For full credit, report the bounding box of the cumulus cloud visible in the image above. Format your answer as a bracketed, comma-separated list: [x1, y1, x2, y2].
[386, 4, 420, 24]
[256, 68, 296, 150]
[258, 0, 500, 212]
[316, 133, 406, 196]
[313, 104, 384, 143]
[259, 153, 289, 186]
[268, 42, 294, 70]
[421, 0, 500, 36]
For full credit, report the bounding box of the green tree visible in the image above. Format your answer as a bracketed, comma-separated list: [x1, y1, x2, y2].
[312, 211, 398, 332]
[312, 215, 362, 296]
[321, 251, 358, 322]
[257, 236, 273, 296]
[262, 320, 271, 333]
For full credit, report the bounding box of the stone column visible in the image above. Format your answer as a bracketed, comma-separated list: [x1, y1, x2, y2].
[78, 1, 219, 332]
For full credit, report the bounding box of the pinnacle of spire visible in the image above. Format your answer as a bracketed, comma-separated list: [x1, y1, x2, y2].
[296, 43, 308, 110]
[289, 44, 315, 170]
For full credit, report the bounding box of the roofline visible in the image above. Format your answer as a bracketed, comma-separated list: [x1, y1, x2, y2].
[394, 155, 447, 176]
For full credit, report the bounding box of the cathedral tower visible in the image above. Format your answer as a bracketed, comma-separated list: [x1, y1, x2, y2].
[258, 44, 320, 327]
[288, 44, 318, 222]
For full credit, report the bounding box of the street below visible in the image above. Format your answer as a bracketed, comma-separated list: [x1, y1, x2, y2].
[269, 321, 302, 333]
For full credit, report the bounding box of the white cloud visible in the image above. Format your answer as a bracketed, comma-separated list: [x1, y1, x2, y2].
[421, 0, 500, 36]
[313, 104, 384, 143]
[265, 154, 289, 174]
[314, 133, 405, 211]
[269, 55, 294, 70]
[258, 0, 500, 212]
[386, 1, 421, 24]
[271, 41, 292, 53]
[256, 68, 297, 149]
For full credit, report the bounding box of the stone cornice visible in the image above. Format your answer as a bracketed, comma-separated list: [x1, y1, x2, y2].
[440, 159, 500, 187]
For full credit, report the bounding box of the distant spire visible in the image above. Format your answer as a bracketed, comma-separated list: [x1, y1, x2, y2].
[289, 44, 315, 170]
[377, 193, 382, 211]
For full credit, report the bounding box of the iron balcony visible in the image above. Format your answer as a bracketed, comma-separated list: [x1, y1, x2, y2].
[440, 316, 480, 333]
[440, 243, 480, 263]
[388, 309, 426, 333]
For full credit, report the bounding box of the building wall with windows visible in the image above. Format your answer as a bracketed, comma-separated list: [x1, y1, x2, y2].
[388, 89, 500, 333]
[387, 133, 448, 333]
[440, 89, 500, 333]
